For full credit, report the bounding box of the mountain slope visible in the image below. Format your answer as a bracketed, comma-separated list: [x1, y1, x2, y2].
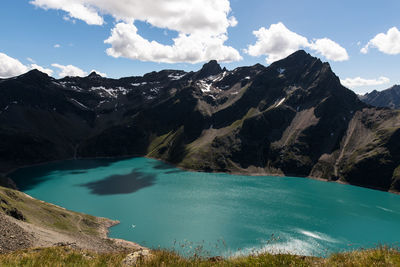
[1, 51, 400, 192]
[360, 85, 400, 109]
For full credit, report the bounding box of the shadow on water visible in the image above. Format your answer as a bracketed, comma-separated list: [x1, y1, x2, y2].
[10, 158, 127, 191]
[151, 161, 184, 175]
[152, 161, 176, 170]
[79, 169, 156, 195]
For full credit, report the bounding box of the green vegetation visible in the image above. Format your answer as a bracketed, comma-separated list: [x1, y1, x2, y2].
[229, 107, 259, 129]
[0, 186, 106, 237]
[1, 246, 400, 266]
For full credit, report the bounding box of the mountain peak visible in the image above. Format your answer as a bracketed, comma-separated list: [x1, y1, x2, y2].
[276, 50, 318, 65]
[88, 71, 102, 79]
[18, 69, 50, 81]
[196, 60, 223, 79]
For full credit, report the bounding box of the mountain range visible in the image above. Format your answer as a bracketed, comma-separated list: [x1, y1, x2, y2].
[360, 85, 400, 109]
[1, 50, 400, 192]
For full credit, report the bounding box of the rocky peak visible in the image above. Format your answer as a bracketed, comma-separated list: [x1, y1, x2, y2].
[196, 60, 223, 79]
[360, 84, 400, 109]
[17, 69, 52, 84]
[87, 71, 103, 79]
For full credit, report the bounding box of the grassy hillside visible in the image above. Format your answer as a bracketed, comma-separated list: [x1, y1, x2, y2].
[0, 245, 400, 266]
[0, 186, 140, 253]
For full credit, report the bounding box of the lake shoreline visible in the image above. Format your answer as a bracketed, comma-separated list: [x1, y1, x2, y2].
[0, 186, 145, 254]
[6, 156, 400, 258]
[3, 154, 399, 195]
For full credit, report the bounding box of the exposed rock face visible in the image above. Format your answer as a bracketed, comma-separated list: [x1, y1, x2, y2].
[360, 85, 400, 109]
[0, 213, 33, 253]
[1, 50, 400, 192]
[195, 60, 223, 79]
[123, 249, 153, 266]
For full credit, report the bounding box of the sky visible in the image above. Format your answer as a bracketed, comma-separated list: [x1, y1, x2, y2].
[0, 0, 399, 94]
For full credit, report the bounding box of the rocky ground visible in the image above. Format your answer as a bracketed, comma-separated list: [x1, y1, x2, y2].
[0, 212, 33, 253]
[0, 186, 144, 255]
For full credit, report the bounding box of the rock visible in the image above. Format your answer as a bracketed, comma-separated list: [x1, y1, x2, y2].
[122, 249, 153, 266]
[208, 256, 223, 262]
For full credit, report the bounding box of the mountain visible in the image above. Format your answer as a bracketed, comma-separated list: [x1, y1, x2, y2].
[1, 50, 400, 192]
[359, 85, 400, 109]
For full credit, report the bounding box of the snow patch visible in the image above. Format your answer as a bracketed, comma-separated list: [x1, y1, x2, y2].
[70, 85, 83, 92]
[69, 98, 89, 110]
[90, 86, 128, 98]
[197, 80, 212, 93]
[212, 71, 227, 82]
[275, 98, 286, 107]
[131, 82, 148, 87]
[168, 73, 186, 80]
[278, 68, 286, 74]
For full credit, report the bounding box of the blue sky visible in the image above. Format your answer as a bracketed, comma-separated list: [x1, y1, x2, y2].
[0, 0, 399, 94]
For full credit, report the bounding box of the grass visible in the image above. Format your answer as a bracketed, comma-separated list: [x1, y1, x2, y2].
[1, 246, 400, 266]
[0, 186, 107, 237]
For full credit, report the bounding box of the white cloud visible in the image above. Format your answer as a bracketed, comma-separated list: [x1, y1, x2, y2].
[54, 44, 61, 48]
[341, 76, 390, 90]
[63, 15, 76, 24]
[0, 52, 29, 78]
[245, 22, 309, 64]
[361, 27, 400, 55]
[309, 38, 349, 61]
[30, 0, 241, 64]
[246, 22, 349, 64]
[52, 63, 87, 77]
[27, 57, 35, 63]
[30, 64, 54, 76]
[105, 23, 241, 63]
[90, 69, 107, 77]
[30, 0, 103, 25]
[0, 52, 57, 78]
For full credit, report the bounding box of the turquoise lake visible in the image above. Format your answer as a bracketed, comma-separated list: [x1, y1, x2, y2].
[9, 157, 400, 257]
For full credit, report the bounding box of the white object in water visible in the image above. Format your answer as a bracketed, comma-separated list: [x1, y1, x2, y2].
[132, 224, 136, 229]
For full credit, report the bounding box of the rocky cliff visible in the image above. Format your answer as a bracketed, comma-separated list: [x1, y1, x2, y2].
[1, 51, 400, 192]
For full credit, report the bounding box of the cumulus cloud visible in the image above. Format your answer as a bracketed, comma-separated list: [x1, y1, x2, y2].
[30, 0, 242, 64]
[245, 23, 309, 64]
[54, 44, 61, 48]
[0, 53, 29, 78]
[341, 76, 390, 89]
[52, 63, 87, 77]
[0, 52, 57, 78]
[31, 0, 103, 25]
[361, 27, 400, 55]
[309, 38, 349, 61]
[246, 22, 349, 64]
[105, 23, 241, 63]
[31, 64, 54, 76]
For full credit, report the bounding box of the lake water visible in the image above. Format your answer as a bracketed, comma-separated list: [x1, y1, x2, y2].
[10, 157, 400, 257]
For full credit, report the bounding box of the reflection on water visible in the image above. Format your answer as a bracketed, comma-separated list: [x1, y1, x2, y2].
[79, 169, 156, 195]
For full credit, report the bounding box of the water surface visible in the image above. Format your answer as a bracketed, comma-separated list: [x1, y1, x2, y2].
[10, 157, 400, 256]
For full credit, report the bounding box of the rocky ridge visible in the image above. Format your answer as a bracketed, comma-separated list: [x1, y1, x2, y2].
[360, 85, 400, 109]
[0, 50, 400, 192]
